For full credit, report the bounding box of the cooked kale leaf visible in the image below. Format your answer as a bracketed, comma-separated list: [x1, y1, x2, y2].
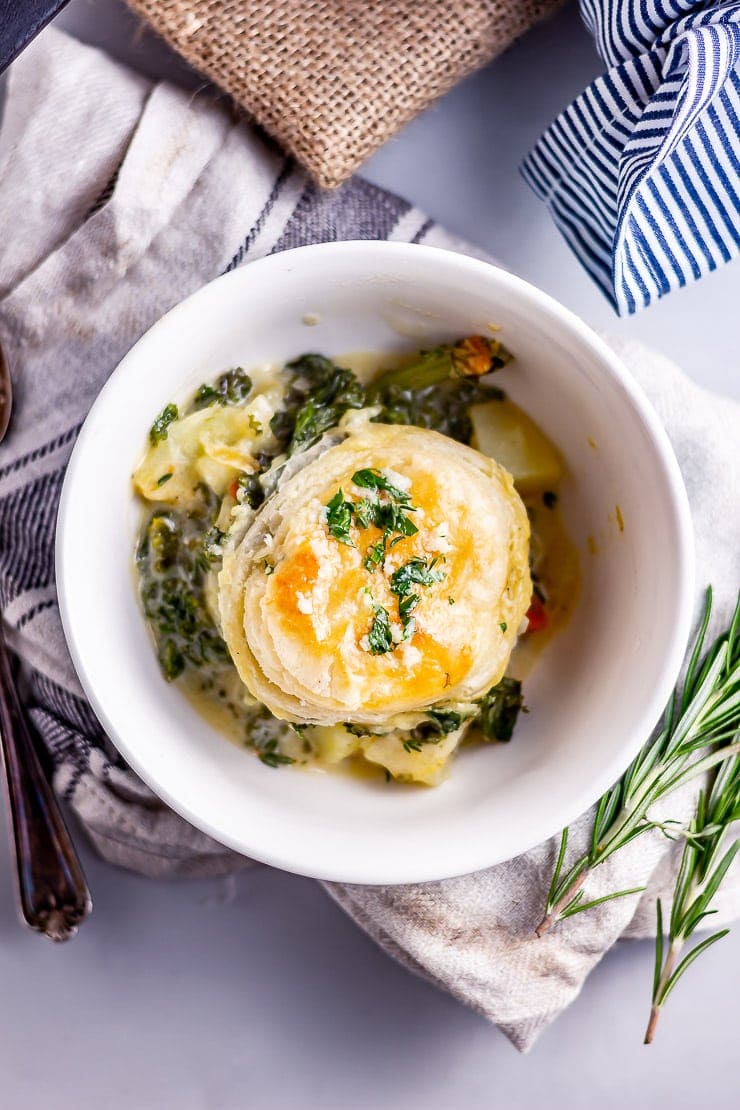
[271, 354, 366, 455]
[476, 677, 524, 742]
[149, 403, 179, 445]
[137, 509, 230, 682]
[193, 368, 252, 409]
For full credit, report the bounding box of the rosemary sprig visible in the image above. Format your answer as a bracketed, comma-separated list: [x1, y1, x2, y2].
[536, 588, 740, 939]
[644, 595, 740, 1042]
[645, 761, 740, 1042]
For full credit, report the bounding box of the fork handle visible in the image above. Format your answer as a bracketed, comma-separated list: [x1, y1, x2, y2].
[0, 620, 91, 940]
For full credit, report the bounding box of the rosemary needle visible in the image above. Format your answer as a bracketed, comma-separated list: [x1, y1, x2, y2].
[536, 587, 740, 950]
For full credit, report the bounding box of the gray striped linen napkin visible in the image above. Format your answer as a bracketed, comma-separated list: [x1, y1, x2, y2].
[1, 29, 739, 1052]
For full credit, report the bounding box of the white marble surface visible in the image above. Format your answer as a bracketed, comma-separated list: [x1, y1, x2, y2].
[1, 2, 738, 1106]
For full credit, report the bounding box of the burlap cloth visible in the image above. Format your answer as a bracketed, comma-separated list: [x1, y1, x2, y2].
[123, 0, 564, 187]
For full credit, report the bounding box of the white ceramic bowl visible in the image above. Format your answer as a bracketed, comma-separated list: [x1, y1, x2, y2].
[57, 242, 694, 884]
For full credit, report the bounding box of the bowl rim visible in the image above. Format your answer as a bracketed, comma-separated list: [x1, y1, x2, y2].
[56, 240, 695, 883]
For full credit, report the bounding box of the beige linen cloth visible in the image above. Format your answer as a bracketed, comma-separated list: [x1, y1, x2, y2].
[124, 0, 565, 187]
[0, 30, 738, 1052]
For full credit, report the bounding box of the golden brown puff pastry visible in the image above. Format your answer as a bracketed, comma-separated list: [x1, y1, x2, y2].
[218, 420, 531, 726]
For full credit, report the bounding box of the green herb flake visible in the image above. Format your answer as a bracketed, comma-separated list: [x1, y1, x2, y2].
[364, 537, 386, 572]
[500, 622, 508, 632]
[156, 472, 173, 487]
[353, 499, 375, 530]
[351, 468, 412, 504]
[325, 489, 355, 547]
[380, 504, 419, 538]
[390, 556, 446, 598]
[448, 597, 456, 605]
[149, 403, 179, 445]
[367, 604, 394, 655]
[402, 737, 424, 753]
[258, 740, 295, 769]
[398, 592, 420, 639]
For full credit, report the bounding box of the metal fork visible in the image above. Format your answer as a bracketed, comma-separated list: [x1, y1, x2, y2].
[0, 337, 92, 939]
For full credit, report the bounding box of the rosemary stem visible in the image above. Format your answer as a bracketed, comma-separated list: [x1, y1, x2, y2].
[645, 940, 681, 1044]
[535, 869, 589, 937]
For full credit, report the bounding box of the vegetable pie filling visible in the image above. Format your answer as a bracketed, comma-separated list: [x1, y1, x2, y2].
[134, 338, 577, 784]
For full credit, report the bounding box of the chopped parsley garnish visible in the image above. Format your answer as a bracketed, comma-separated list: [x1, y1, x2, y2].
[448, 597, 456, 605]
[367, 604, 394, 655]
[149, 403, 178, 444]
[321, 489, 448, 651]
[353, 499, 375, 529]
[351, 468, 411, 503]
[351, 469, 418, 539]
[359, 557, 446, 655]
[398, 592, 420, 640]
[324, 468, 419, 562]
[363, 538, 386, 572]
[326, 489, 355, 546]
[373, 501, 418, 538]
[156, 472, 173, 486]
[390, 556, 445, 598]
[500, 622, 508, 632]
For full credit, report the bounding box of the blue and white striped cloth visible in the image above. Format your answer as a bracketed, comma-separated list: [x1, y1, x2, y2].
[523, 1, 740, 315]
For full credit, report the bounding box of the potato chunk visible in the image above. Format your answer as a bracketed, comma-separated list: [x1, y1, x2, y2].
[470, 399, 563, 496]
[361, 729, 464, 785]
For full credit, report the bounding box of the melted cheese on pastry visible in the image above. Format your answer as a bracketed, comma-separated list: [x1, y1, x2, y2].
[218, 421, 531, 726]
